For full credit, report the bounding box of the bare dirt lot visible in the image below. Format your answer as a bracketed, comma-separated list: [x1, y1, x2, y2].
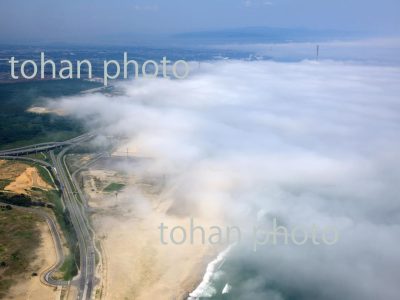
[5, 167, 52, 195]
[0, 160, 28, 181]
[0, 160, 52, 195]
[26, 106, 65, 116]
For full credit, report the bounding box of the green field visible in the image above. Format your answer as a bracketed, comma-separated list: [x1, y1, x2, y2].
[0, 79, 101, 150]
[0, 207, 41, 298]
[103, 182, 125, 193]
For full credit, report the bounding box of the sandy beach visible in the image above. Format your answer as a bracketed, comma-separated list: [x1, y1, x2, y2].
[82, 167, 222, 300]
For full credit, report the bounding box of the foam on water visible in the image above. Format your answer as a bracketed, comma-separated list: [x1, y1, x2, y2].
[188, 245, 233, 299]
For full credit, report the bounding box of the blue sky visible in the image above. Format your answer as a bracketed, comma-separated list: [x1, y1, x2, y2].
[0, 0, 399, 43]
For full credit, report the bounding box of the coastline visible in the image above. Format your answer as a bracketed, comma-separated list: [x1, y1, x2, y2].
[82, 166, 223, 299]
[188, 245, 233, 299]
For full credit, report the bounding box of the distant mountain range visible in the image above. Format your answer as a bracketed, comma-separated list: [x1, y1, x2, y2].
[174, 26, 362, 44]
[0, 27, 364, 47]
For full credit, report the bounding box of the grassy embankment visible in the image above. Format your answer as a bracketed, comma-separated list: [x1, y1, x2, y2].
[44, 190, 79, 281]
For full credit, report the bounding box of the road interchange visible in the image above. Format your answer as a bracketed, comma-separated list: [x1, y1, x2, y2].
[0, 133, 98, 300]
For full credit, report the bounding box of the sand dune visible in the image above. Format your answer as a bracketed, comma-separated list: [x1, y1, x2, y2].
[5, 167, 52, 194]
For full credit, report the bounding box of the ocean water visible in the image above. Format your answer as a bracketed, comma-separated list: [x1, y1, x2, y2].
[193, 245, 307, 300]
[191, 247, 267, 300]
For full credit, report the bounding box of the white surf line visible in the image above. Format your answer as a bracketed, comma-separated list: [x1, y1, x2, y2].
[188, 244, 234, 299]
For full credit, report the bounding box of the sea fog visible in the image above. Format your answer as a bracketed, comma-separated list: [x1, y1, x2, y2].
[47, 40, 400, 300]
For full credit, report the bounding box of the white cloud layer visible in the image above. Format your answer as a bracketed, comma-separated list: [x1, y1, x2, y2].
[215, 38, 400, 65]
[53, 60, 400, 299]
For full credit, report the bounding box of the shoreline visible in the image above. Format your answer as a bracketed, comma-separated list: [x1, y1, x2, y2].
[188, 245, 233, 299]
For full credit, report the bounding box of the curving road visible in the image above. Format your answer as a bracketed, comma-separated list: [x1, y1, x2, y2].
[0, 202, 68, 286]
[50, 143, 96, 300]
[36, 208, 69, 286]
[1, 133, 97, 299]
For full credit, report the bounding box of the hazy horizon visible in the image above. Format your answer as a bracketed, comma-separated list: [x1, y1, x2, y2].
[1, 0, 399, 45]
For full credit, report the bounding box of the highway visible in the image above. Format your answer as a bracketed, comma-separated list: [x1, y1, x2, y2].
[0, 133, 94, 156]
[50, 144, 96, 300]
[0, 133, 97, 300]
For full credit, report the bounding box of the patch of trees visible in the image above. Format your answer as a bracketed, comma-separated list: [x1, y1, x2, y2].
[0, 204, 12, 210]
[0, 192, 54, 208]
[0, 80, 99, 147]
